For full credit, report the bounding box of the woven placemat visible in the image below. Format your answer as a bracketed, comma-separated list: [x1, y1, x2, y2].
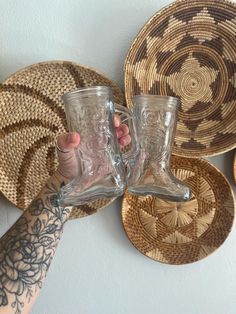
[0, 61, 126, 219]
[122, 155, 235, 264]
[125, 0, 236, 157]
[234, 151, 236, 183]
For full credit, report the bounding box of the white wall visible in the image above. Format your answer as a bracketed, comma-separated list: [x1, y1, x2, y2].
[0, 1, 236, 314]
[0, 0, 173, 87]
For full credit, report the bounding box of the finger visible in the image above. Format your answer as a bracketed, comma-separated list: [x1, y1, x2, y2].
[57, 132, 80, 151]
[57, 133, 80, 179]
[119, 134, 131, 147]
[116, 124, 129, 139]
[114, 114, 121, 128]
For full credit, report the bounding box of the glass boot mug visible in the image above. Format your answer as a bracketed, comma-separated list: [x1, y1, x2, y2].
[59, 86, 137, 206]
[127, 95, 192, 202]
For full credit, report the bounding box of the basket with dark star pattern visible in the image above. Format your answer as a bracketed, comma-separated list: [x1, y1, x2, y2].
[125, 0, 236, 157]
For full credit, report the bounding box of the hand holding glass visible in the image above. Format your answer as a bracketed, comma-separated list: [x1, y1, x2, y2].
[60, 87, 191, 206]
[60, 86, 136, 206]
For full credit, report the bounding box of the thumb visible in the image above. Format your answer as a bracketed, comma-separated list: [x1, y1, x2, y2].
[57, 132, 80, 152]
[56, 133, 80, 179]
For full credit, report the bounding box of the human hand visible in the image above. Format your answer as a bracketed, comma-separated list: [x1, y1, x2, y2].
[56, 115, 131, 179]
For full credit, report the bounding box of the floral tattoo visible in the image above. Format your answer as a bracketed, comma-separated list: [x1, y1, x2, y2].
[0, 178, 71, 314]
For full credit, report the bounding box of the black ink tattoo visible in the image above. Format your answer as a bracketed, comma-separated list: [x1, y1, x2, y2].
[0, 177, 71, 314]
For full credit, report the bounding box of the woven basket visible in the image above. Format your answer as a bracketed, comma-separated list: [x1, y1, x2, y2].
[125, 0, 236, 157]
[234, 151, 236, 183]
[122, 155, 235, 264]
[0, 61, 125, 219]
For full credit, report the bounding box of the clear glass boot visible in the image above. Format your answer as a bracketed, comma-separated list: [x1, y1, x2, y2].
[60, 86, 135, 206]
[127, 95, 191, 202]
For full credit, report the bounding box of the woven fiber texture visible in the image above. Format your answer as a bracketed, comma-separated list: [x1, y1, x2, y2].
[122, 155, 235, 264]
[0, 61, 125, 219]
[125, 0, 236, 157]
[234, 151, 236, 183]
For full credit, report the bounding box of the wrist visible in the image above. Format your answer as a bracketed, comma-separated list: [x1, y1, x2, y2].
[53, 171, 74, 217]
[53, 170, 68, 184]
[34, 171, 73, 219]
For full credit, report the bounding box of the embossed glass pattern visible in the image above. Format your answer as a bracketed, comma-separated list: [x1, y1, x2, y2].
[127, 95, 191, 201]
[60, 86, 134, 206]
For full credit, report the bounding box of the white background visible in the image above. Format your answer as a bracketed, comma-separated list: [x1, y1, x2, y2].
[0, 0, 236, 313]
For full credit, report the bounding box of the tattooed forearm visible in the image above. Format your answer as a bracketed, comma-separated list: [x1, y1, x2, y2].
[0, 172, 72, 314]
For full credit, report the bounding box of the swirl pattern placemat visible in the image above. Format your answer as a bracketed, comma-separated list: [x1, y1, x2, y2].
[122, 156, 235, 264]
[0, 61, 125, 219]
[125, 0, 236, 157]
